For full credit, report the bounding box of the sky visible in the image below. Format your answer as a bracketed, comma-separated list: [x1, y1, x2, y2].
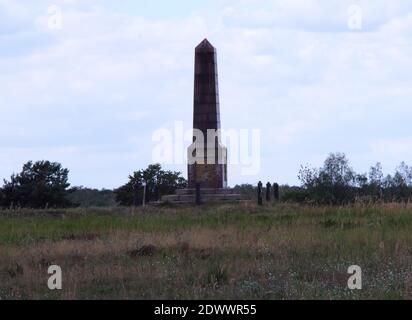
[1, 0, 412, 189]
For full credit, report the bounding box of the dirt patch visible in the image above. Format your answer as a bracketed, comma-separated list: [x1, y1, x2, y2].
[5, 263, 24, 278]
[128, 244, 157, 257]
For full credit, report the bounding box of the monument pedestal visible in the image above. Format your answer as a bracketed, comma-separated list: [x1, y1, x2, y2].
[187, 141, 228, 189]
[161, 188, 242, 204]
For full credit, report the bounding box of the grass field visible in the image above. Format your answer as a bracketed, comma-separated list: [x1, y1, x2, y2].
[1, 202, 412, 300]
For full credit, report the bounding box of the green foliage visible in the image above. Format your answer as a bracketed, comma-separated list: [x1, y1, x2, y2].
[289, 153, 412, 205]
[281, 186, 310, 203]
[2, 204, 412, 245]
[204, 263, 228, 288]
[233, 184, 256, 200]
[115, 164, 187, 206]
[298, 153, 357, 204]
[1, 160, 72, 209]
[67, 187, 117, 207]
[2, 204, 412, 299]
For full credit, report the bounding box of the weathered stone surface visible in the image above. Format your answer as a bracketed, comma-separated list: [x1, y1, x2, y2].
[161, 189, 243, 204]
[187, 39, 227, 189]
[161, 39, 241, 204]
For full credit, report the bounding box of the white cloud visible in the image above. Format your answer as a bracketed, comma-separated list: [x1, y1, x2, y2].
[1, 1, 412, 187]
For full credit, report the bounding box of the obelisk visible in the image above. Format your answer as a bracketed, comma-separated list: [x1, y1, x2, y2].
[187, 39, 227, 189]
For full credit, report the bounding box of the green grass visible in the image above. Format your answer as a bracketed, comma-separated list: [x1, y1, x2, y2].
[1, 203, 412, 299]
[1, 204, 411, 244]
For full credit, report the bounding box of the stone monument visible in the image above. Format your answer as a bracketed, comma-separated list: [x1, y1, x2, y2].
[162, 39, 241, 203]
[188, 39, 227, 189]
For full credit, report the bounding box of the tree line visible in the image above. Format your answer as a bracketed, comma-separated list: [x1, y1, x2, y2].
[233, 153, 412, 205]
[0, 161, 186, 209]
[2, 154, 412, 209]
[288, 152, 412, 205]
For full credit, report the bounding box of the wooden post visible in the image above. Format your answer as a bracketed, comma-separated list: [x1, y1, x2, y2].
[142, 182, 147, 207]
[195, 183, 201, 205]
[273, 183, 280, 202]
[154, 184, 159, 202]
[266, 182, 271, 202]
[133, 182, 140, 207]
[258, 181, 263, 206]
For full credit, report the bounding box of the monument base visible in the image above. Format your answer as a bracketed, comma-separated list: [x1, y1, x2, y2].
[161, 188, 242, 204]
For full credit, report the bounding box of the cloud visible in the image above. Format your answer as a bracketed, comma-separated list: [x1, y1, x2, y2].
[219, 0, 412, 32]
[1, 1, 412, 187]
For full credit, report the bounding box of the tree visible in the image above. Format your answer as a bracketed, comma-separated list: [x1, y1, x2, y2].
[115, 164, 187, 206]
[298, 153, 357, 204]
[394, 162, 412, 186]
[369, 163, 384, 187]
[365, 162, 384, 199]
[0, 188, 5, 208]
[383, 162, 412, 201]
[1, 161, 71, 208]
[320, 153, 356, 187]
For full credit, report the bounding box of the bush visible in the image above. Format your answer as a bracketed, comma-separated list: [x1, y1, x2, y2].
[67, 187, 117, 207]
[281, 187, 311, 203]
[115, 164, 187, 206]
[1, 160, 72, 209]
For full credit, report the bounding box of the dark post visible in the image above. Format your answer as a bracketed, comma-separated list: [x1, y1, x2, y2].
[133, 182, 140, 207]
[154, 184, 159, 202]
[195, 183, 202, 205]
[257, 181, 263, 206]
[266, 182, 271, 202]
[145, 183, 150, 204]
[273, 183, 280, 202]
[142, 184, 146, 207]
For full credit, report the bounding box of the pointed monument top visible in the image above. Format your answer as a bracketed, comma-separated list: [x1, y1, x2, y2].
[195, 38, 216, 52]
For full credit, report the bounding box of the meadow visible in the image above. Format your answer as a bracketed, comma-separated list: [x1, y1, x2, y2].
[0, 202, 411, 300]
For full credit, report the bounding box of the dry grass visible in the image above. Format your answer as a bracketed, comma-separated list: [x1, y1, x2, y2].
[1, 203, 412, 299]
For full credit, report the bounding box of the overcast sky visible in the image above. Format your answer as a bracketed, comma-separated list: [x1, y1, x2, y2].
[1, 0, 412, 188]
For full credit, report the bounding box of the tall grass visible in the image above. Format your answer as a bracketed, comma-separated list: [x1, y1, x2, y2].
[1, 203, 412, 299]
